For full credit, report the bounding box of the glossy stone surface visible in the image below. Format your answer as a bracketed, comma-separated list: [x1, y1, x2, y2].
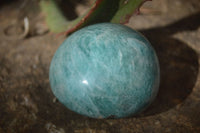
[49, 23, 160, 119]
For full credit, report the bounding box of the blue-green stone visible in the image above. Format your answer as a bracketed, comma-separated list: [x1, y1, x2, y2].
[49, 23, 160, 119]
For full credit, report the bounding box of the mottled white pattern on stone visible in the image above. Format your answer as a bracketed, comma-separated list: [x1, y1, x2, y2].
[49, 23, 160, 118]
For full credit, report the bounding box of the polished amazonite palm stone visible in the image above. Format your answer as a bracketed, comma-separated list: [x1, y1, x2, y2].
[49, 23, 160, 118]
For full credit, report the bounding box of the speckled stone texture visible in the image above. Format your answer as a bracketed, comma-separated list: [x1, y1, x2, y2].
[49, 23, 160, 118]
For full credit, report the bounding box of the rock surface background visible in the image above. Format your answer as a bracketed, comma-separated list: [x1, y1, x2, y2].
[0, 0, 200, 132]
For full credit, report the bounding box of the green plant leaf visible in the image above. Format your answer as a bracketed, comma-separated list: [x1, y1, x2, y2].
[111, 0, 144, 23]
[40, 0, 147, 34]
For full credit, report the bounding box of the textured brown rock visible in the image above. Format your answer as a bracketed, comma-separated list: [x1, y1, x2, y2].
[0, 0, 200, 132]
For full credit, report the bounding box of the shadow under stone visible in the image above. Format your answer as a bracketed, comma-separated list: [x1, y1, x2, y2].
[139, 12, 200, 116]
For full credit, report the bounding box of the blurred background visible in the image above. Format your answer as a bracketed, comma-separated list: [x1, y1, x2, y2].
[0, 0, 200, 132]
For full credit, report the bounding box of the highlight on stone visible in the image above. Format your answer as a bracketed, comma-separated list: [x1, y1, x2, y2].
[49, 23, 160, 118]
